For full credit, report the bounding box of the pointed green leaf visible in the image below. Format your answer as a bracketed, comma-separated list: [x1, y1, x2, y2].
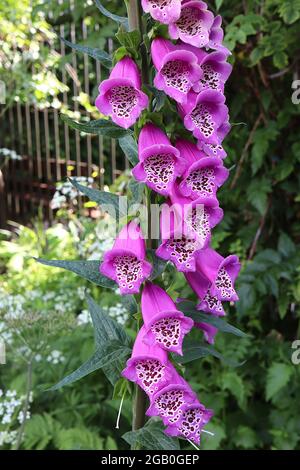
[120, 295, 138, 315]
[118, 135, 138, 166]
[60, 114, 130, 138]
[266, 362, 293, 401]
[178, 301, 248, 338]
[48, 295, 132, 389]
[147, 249, 167, 280]
[128, 178, 145, 204]
[35, 258, 115, 289]
[95, 0, 129, 30]
[48, 342, 131, 391]
[175, 340, 245, 367]
[61, 37, 112, 68]
[86, 294, 130, 346]
[123, 421, 180, 450]
[115, 29, 141, 50]
[69, 177, 127, 218]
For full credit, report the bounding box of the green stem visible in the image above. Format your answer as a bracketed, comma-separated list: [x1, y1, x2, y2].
[127, 0, 149, 440]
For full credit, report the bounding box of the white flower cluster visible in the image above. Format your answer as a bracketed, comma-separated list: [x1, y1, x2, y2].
[50, 177, 94, 210]
[0, 148, 22, 160]
[107, 303, 129, 326]
[46, 350, 66, 365]
[0, 389, 30, 426]
[0, 430, 18, 446]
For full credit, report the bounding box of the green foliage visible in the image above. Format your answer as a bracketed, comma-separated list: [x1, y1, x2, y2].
[61, 38, 112, 68]
[123, 420, 180, 450]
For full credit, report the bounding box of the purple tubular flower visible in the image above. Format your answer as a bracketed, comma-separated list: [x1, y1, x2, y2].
[168, 1, 214, 48]
[185, 269, 226, 316]
[95, 57, 148, 129]
[195, 247, 240, 301]
[198, 141, 227, 159]
[169, 181, 223, 250]
[122, 326, 175, 396]
[207, 15, 231, 56]
[195, 321, 218, 344]
[141, 282, 193, 355]
[176, 139, 229, 206]
[141, 0, 182, 25]
[151, 38, 202, 104]
[156, 202, 204, 272]
[147, 370, 200, 425]
[132, 123, 186, 196]
[99, 221, 152, 295]
[179, 89, 229, 143]
[165, 403, 213, 444]
[193, 51, 232, 94]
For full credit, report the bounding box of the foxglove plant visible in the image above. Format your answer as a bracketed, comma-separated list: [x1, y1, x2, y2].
[42, 0, 245, 451]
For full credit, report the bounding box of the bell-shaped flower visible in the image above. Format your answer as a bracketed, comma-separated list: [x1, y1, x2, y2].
[176, 139, 229, 206]
[169, 181, 223, 250]
[141, 282, 193, 355]
[178, 89, 229, 143]
[198, 141, 227, 160]
[122, 326, 174, 397]
[195, 247, 240, 301]
[99, 221, 152, 295]
[207, 15, 231, 56]
[141, 0, 182, 25]
[193, 51, 232, 94]
[165, 403, 213, 445]
[132, 123, 186, 196]
[95, 57, 148, 129]
[155, 201, 204, 272]
[147, 370, 200, 425]
[185, 269, 226, 316]
[168, 1, 214, 48]
[151, 38, 202, 104]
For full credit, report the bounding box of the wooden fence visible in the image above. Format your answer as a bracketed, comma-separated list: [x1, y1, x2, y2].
[0, 5, 128, 228]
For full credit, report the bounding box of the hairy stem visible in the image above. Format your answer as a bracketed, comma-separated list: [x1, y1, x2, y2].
[127, 0, 149, 438]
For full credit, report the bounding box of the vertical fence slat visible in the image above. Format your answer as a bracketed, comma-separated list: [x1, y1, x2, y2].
[82, 20, 92, 178]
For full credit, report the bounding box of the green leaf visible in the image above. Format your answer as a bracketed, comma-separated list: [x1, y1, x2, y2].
[273, 51, 288, 69]
[119, 135, 138, 166]
[49, 295, 132, 389]
[123, 421, 180, 450]
[95, 0, 129, 30]
[278, 233, 296, 258]
[35, 258, 115, 288]
[69, 177, 127, 219]
[87, 294, 130, 346]
[115, 29, 141, 50]
[120, 295, 138, 315]
[278, 0, 300, 24]
[266, 362, 293, 401]
[60, 37, 112, 68]
[60, 114, 130, 138]
[48, 342, 130, 391]
[246, 178, 271, 215]
[221, 371, 246, 408]
[128, 178, 145, 205]
[176, 340, 244, 367]
[178, 301, 248, 338]
[145, 85, 166, 112]
[147, 249, 167, 280]
[215, 0, 223, 10]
